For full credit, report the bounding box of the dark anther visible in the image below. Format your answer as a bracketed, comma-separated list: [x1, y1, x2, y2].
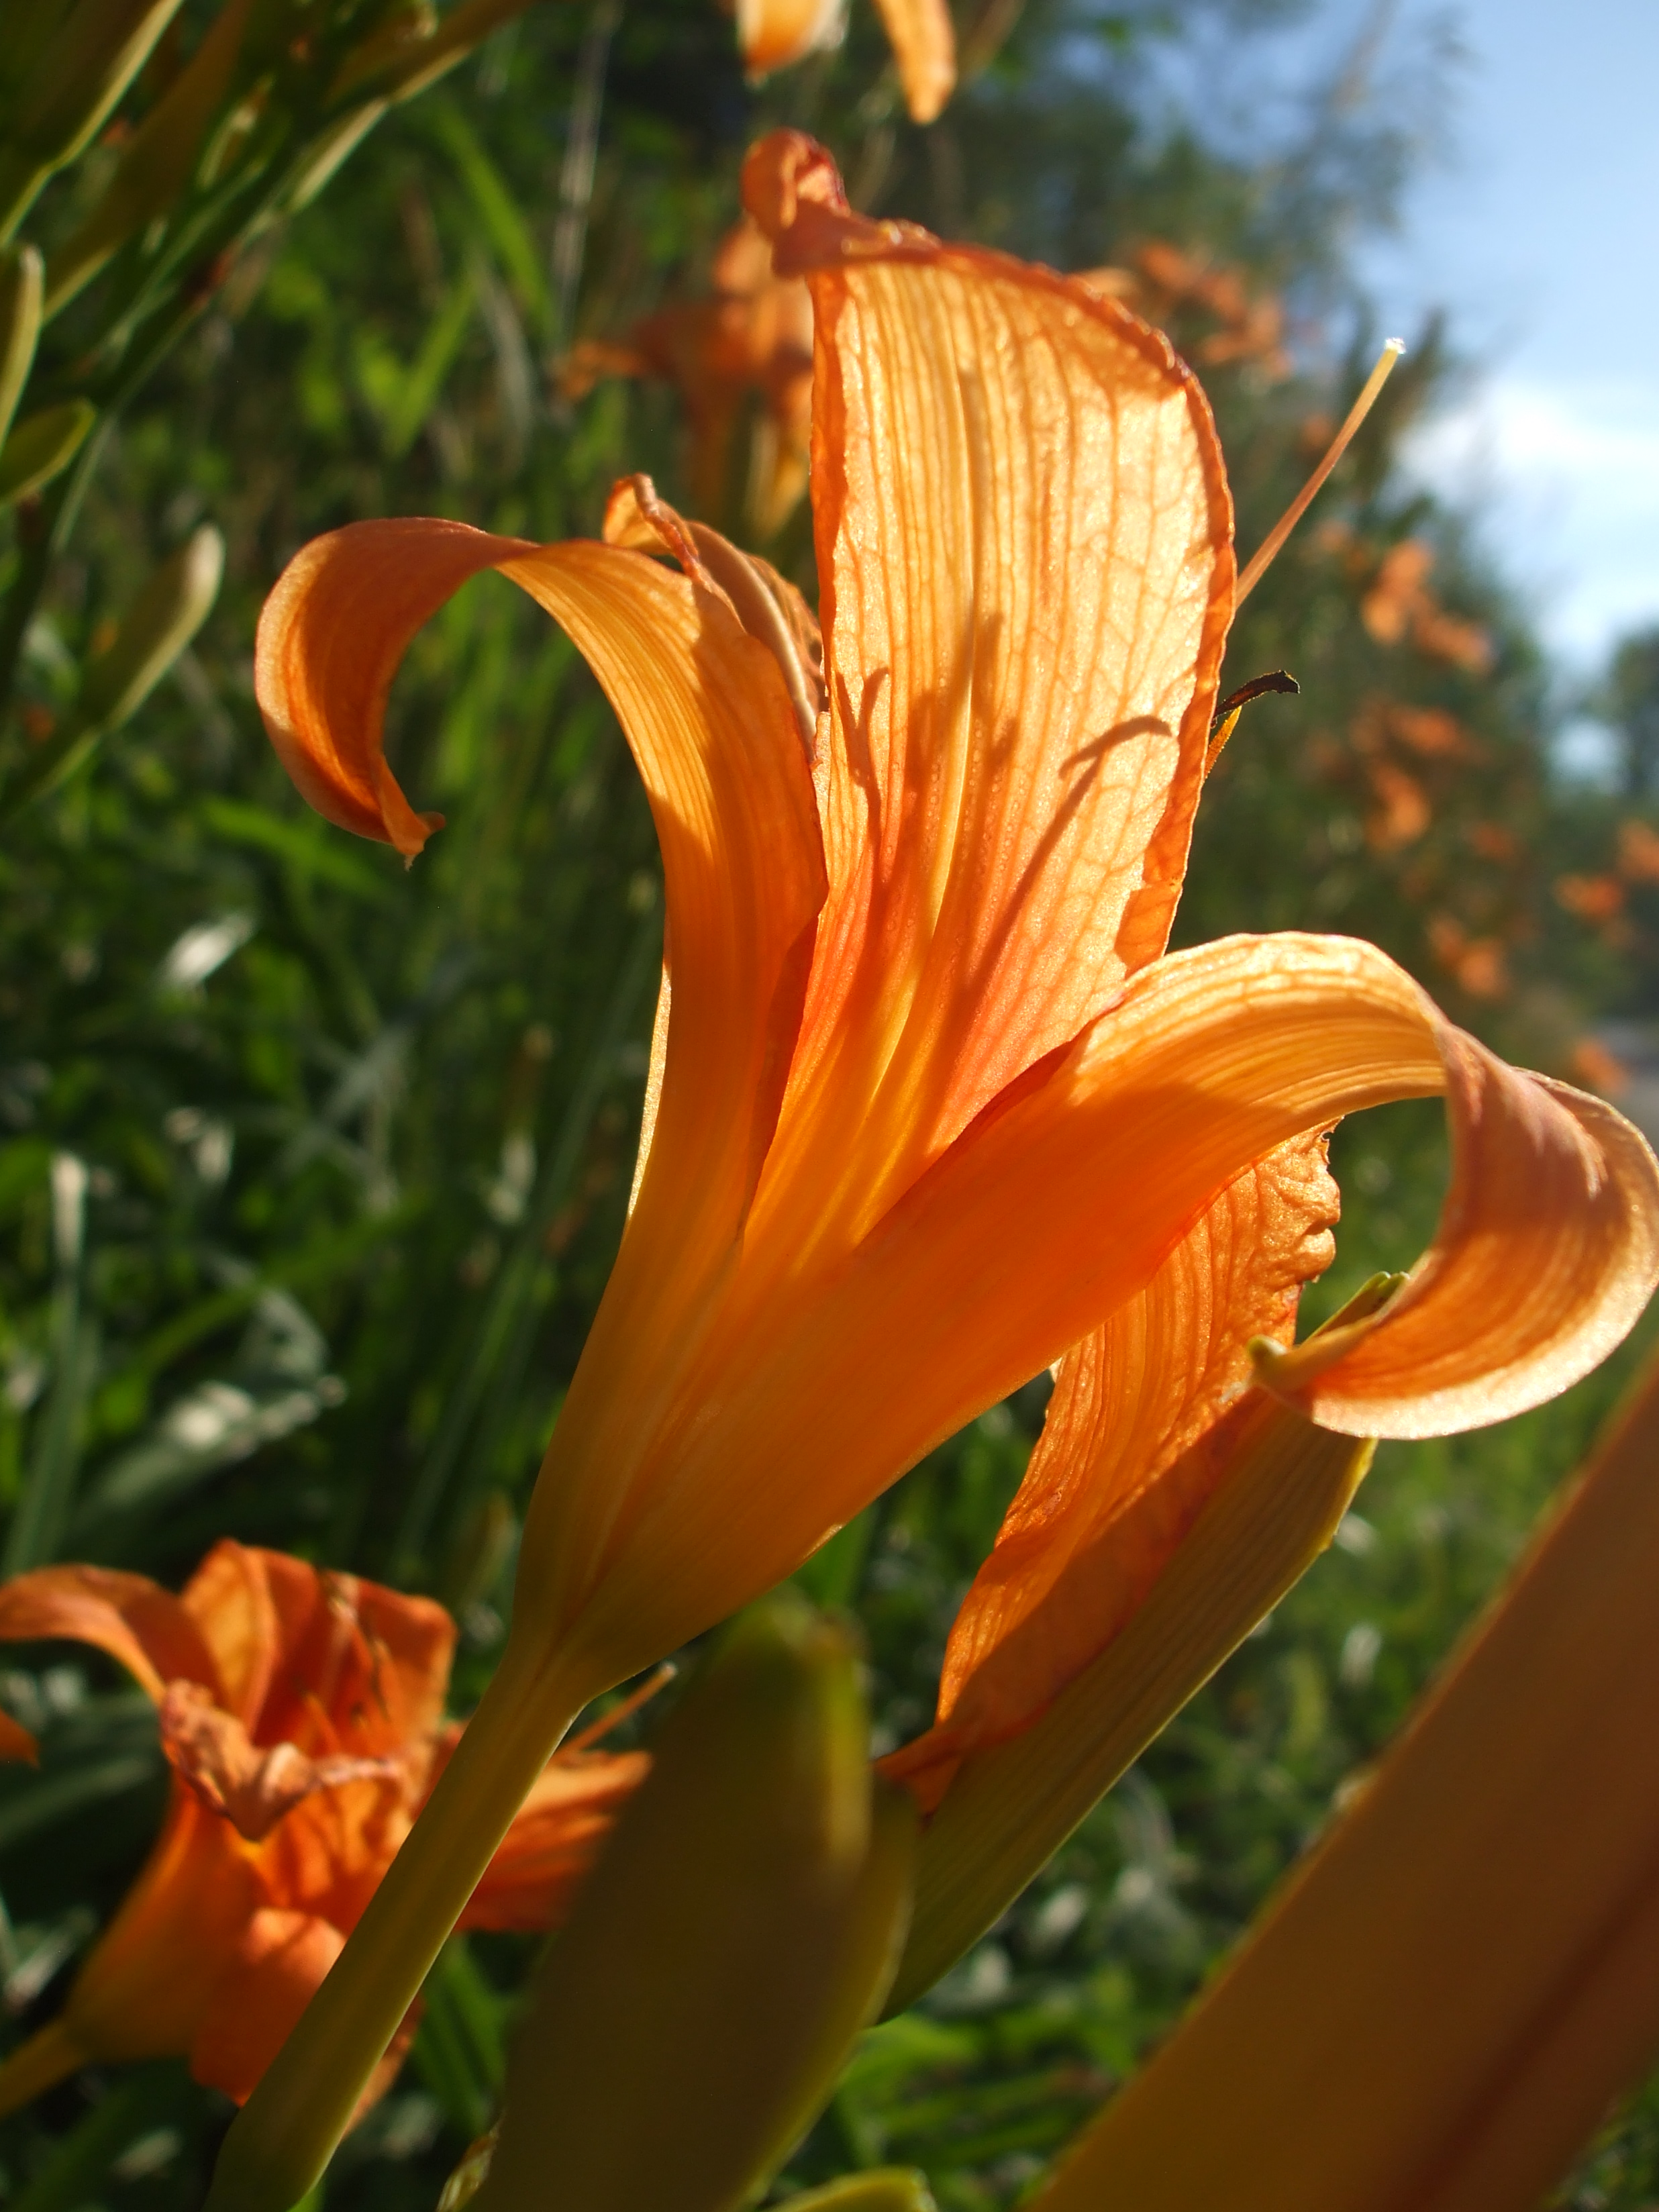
[1209, 668, 1300, 735]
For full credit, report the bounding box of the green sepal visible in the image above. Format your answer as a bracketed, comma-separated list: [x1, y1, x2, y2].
[883, 1276, 1399, 2016]
[776, 2170, 938, 2212]
[476, 1592, 917, 2212]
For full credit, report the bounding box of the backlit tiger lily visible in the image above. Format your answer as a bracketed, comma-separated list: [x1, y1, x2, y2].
[219, 130, 1659, 2206]
[0, 1543, 644, 2115]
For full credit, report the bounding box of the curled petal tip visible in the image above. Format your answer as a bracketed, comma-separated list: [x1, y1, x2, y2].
[741, 131, 851, 249]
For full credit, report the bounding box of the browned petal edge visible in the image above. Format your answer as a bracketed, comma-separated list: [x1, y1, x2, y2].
[740, 128, 1237, 979]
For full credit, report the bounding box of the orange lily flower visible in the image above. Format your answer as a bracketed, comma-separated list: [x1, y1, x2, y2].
[224, 129, 1659, 2196]
[736, 0, 954, 125]
[562, 217, 814, 539]
[0, 1542, 644, 2115]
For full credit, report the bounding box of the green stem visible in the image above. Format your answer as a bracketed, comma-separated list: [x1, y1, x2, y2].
[205, 1637, 589, 2212]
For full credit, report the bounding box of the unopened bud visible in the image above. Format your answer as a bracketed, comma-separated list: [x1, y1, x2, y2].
[0, 398, 93, 509]
[44, 0, 253, 318]
[476, 1592, 916, 2212]
[79, 523, 223, 735]
[0, 246, 42, 448]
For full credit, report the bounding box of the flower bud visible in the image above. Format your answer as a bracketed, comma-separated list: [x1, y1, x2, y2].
[475, 1592, 916, 2212]
[0, 397, 93, 509]
[44, 0, 252, 317]
[77, 523, 223, 735]
[0, 0, 188, 242]
[0, 245, 42, 448]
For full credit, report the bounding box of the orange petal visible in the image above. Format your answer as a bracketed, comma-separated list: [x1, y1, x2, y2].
[0, 1707, 38, 1763]
[260, 514, 824, 1678]
[182, 1540, 284, 1726]
[190, 1908, 346, 2105]
[1254, 1044, 1659, 1438]
[0, 1563, 220, 1705]
[561, 933, 1658, 1687]
[1034, 1348, 1659, 2212]
[251, 1552, 454, 1760]
[885, 1132, 1342, 1807]
[63, 1789, 260, 2064]
[868, 0, 955, 121]
[734, 0, 844, 79]
[254, 519, 525, 857]
[740, 131, 1234, 1248]
[459, 1748, 650, 1931]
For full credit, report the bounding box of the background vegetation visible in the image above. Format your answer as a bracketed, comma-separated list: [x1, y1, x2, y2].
[3, 1, 1659, 2207]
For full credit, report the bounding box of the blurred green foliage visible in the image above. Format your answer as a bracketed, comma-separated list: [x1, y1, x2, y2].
[2, 1, 1658, 2209]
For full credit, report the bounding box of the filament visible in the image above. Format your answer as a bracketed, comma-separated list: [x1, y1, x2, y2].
[1234, 339, 1406, 609]
[563, 1661, 676, 1753]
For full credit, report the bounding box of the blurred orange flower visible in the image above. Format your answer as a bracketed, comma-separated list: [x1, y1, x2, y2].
[1361, 540, 1493, 674]
[736, 0, 954, 123]
[1364, 759, 1431, 851]
[1386, 703, 1473, 760]
[562, 217, 813, 539]
[1569, 1038, 1631, 1099]
[1618, 819, 1659, 884]
[0, 1544, 644, 2115]
[1131, 240, 1291, 378]
[1426, 913, 1511, 1002]
[1556, 872, 1627, 924]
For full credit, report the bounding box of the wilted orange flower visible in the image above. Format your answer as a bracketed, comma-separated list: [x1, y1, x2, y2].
[1361, 539, 1493, 674]
[562, 218, 813, 539]
[736, 0, 954, 123]
[0, 1543, 644, 2115]
[234, 129, 1659, 2169]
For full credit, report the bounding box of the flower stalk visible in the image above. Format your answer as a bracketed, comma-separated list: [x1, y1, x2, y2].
[205, 1642, 587, 2212]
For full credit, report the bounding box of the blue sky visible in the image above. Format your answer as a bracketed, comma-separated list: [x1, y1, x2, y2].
[1148, 1, 1659, 680]
[1362, 0, 1659, 676]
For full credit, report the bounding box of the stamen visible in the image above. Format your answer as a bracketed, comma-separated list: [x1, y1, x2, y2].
[1203, 668, 1299, 778]
[1234, 339, 1405, 609]
[562, 1660, 676, 1754]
